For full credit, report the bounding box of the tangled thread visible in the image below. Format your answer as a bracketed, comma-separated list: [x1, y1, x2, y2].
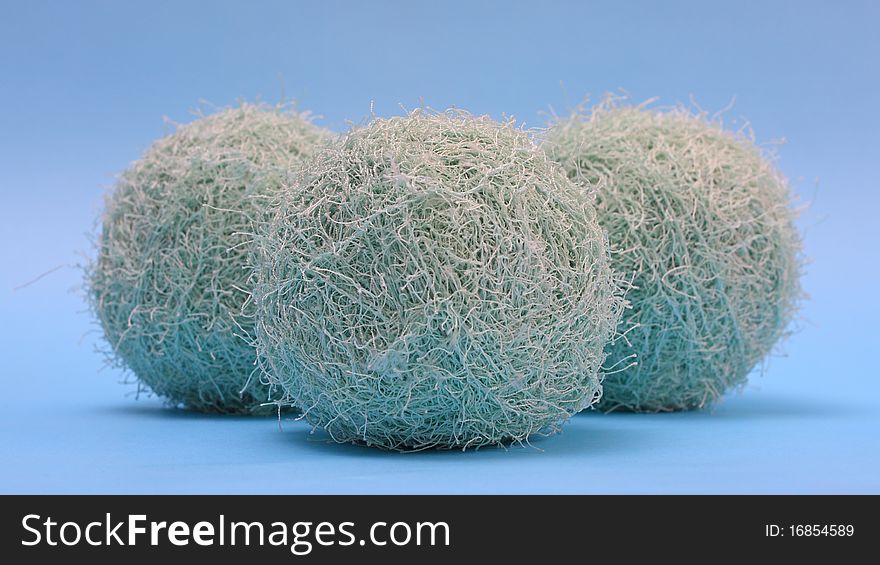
[251, 109, 626, 449]
[546, 99, 803, 411]
[88, 103, 333, 413]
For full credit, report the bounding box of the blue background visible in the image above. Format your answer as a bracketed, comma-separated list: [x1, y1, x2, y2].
[1, 0, 877, 493]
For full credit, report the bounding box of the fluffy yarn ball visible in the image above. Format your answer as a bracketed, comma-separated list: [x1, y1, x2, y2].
[546, 100, 802, 412]
[252, 109, 626, 449]
[88, 103, 333, 414]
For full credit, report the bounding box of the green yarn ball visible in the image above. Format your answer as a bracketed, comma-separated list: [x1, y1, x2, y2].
[88, 104, 333, 414]
[546, 101, 802, 412]
[252, 109, 626, 449]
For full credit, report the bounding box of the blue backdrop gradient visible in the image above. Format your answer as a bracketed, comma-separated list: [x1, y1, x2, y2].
[1, 0, 877, 493]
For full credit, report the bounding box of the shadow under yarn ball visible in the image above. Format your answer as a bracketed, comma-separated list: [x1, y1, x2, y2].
[545, 100, 803, 412]
[88, 103, 334, 414]
[252, 109, 627, 450]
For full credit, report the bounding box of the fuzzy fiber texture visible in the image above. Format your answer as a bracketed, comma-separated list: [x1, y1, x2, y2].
[88, 104, 333, 414]
[546, 101, 802, 412]
[252, 109, 626, 449]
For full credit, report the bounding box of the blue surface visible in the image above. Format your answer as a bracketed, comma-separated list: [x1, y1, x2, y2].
[1, 0, 878, 494]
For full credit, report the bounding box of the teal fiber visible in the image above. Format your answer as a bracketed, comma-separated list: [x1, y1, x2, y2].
[251, 109, 627, 450]
[545, 99, 803, 412]
[88, 103, 334, 414]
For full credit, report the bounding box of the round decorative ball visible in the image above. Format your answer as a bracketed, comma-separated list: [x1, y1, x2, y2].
[252, 110, 626, 449]
[545, 101, 802, 412]
[89, 103, 333, 414]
